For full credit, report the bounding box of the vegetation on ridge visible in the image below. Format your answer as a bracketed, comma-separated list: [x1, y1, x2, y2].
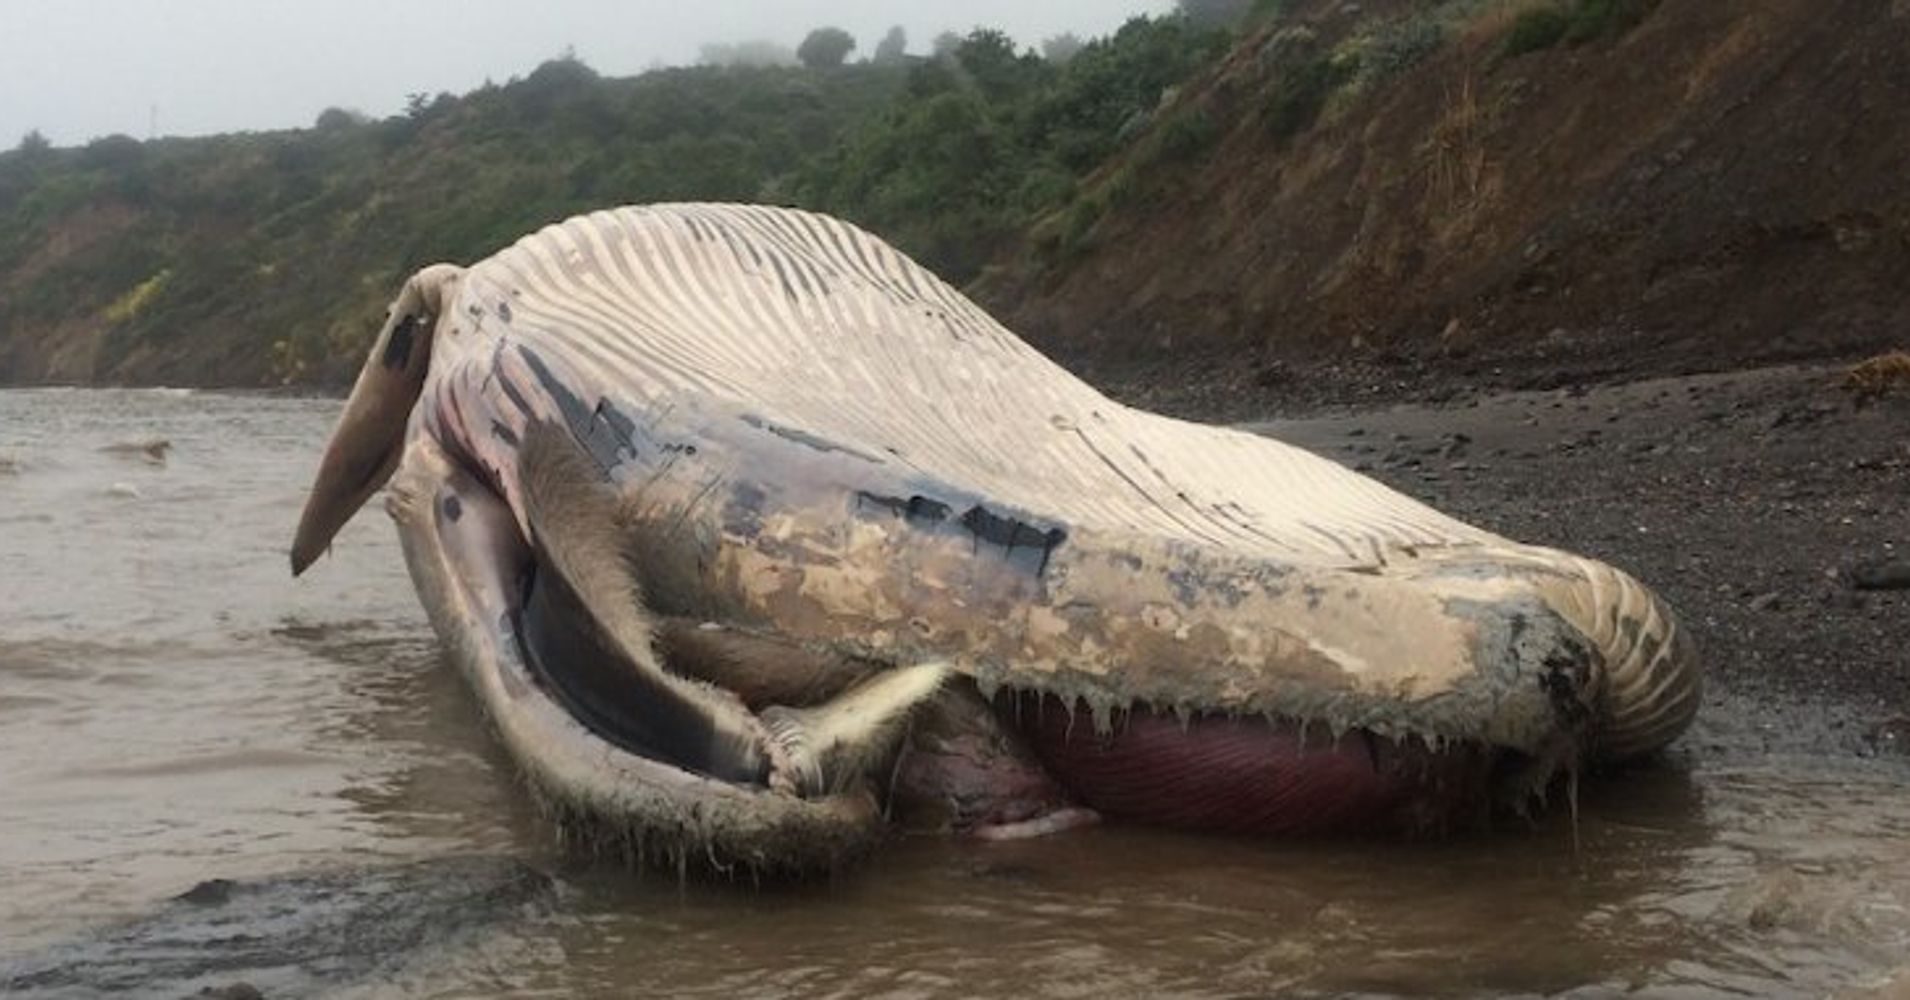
[0, 0, 1708, 389]
[0, 11, 1236, 385]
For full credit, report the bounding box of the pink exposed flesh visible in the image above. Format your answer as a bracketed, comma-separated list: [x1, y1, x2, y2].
[1016, 699, 1489, 836]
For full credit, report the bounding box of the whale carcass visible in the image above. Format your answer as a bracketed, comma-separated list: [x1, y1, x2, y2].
[291, 204, 1701, 873]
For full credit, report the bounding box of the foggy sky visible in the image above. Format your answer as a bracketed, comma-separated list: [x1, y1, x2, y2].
[3, 0, 1173, 147]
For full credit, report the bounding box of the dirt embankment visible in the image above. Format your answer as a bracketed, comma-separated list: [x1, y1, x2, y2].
[987, 0, 1910, 411]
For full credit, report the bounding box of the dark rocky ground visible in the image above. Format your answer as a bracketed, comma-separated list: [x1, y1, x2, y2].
[1215, 361, 1910, 758]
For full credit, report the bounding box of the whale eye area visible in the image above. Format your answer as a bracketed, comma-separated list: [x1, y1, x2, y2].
[381, 314, 419, 370]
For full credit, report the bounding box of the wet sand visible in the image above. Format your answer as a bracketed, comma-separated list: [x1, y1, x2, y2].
[1, 375, 1907, 998]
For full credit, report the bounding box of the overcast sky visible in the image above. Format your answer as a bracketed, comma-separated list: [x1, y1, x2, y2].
[3, 0, 1173, 147]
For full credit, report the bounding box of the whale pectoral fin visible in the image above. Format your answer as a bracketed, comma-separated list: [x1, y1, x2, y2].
[762, 662, 951, 797]
[516, 419, 789, 786]
[654, 620, 876, 709]
[292, 263, 463, 576]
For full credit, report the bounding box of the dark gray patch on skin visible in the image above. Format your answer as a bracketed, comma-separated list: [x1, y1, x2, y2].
[491, 421, 520, 447]
[442, 495, 463, 522]
[855, 491, 952, 526]
[381, 314, 419, 370]
[739, 414, 883, 464]
[519, 347, 597, 465]
[595, 399, 639, 453]
[1425, 559, 1578, 583]
[175, 879, 237, 906]
[1444, 596, 1597, 740]
[518, 346, 637, 475]
[1055, 600, 1100, 621]
[1164, 567, 1203, 606]
[723, 482, 769, 538]
[495, 368, 536, 420]
[497, 300, 513, 323]
[959, 505, 1067, 575]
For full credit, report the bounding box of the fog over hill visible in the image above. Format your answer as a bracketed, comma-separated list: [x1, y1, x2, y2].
[3, 0, 1170, 145]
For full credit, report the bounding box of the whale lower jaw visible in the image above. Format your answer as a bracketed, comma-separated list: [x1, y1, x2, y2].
[387, 434, 909, 875]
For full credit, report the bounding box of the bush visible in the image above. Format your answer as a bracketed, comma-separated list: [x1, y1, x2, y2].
[1503, 0, 1657, 57]
[1502, 6, 1571, 57]
[1564, 0, 1659, 43]
[1264, 55, 1352, 141]
[1156, 108, 1219, 161]
[1358, 16, 1446, 83]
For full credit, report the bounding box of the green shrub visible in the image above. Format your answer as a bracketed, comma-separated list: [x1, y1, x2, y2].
[1156, 108, 1219, 161]
[1264, 55, 1353, 141]
[1361, 16, 1447, 83]
[1503, 0, 1657, 57]
[1564, 0, 1658, 43]
[1060, 195, 1105, 255]
[1502, 6, 1571, 57]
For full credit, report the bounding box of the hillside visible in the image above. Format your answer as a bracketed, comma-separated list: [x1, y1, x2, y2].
[978, 0, 1910, 409]
[0, 17, 1227, 389]
[2, 2, 1905, 395]
[0, 59, 914, 386]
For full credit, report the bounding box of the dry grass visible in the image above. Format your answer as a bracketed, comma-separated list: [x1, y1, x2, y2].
[1843, 351, 1910, 403]
[1427, 73, 1490, 219]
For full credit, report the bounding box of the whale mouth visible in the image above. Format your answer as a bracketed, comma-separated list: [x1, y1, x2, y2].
[392, 435, 1515, 851]
[383, 435, 898, 874]
[386, 433, 1626, 856]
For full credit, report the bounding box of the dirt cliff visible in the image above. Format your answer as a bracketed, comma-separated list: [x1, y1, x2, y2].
[980, 0, 1910, 408]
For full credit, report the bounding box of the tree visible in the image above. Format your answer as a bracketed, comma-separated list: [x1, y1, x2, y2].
[954, 30, 1047, 103]
[1041, 33, 1085, 64]
[314, 107, 365, 130]
[699, 40, 797, 67]
[81, 133, 144, 169]
[931, 31, 963, 59]
[797, 27, 856, 69]
[17, 129, 52, 156]
[1177, 0, 1253, 28]
[873, 25, 908, 64]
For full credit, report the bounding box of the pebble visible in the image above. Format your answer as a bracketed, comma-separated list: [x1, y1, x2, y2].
[195, 984, 264, 1000]
[1868, 717, 1910, 757]
[1851, 560, 1910, 591]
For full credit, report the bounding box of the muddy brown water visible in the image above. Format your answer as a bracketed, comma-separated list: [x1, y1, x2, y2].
[2, 388, 1907, 998]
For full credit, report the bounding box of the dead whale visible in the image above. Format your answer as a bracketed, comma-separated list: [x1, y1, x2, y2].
[291, 204, 1700, 873]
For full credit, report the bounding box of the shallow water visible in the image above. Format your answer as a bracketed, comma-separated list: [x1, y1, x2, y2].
[1, 388, 1906, 998]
